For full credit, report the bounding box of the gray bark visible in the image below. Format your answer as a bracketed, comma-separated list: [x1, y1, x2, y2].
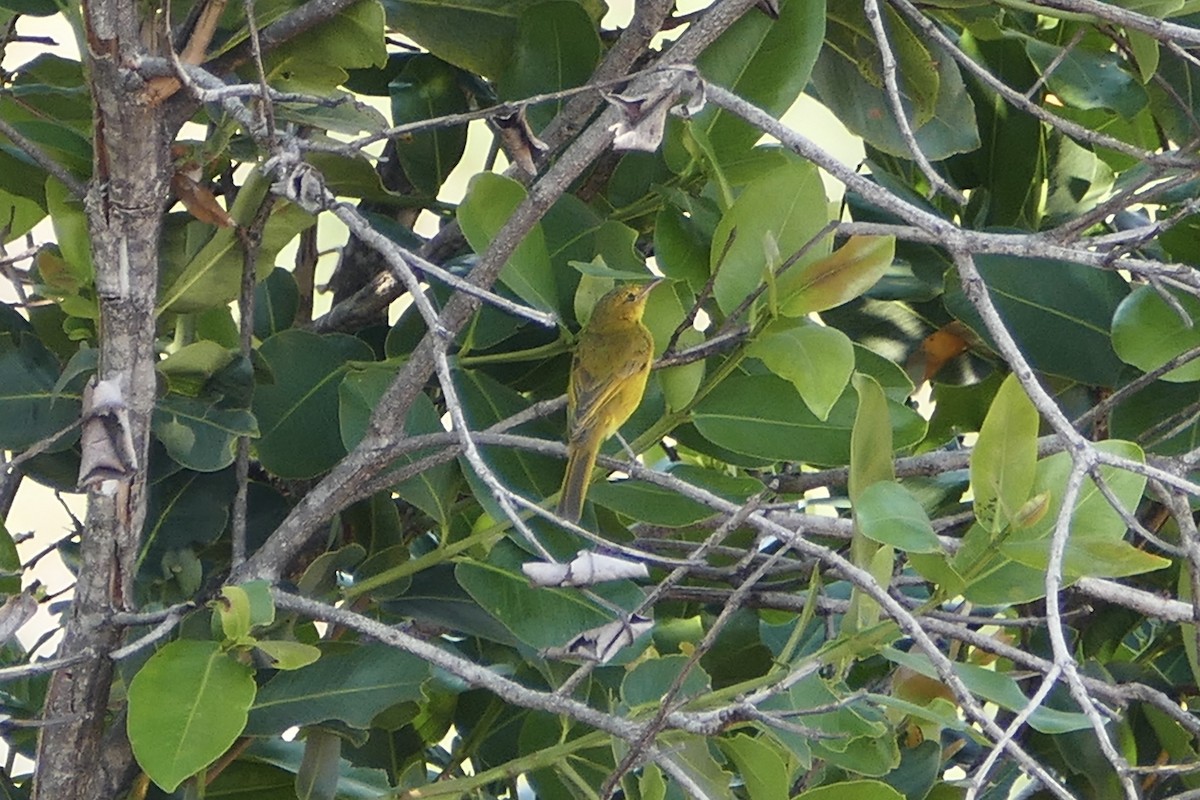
[32, 0, 167, 796]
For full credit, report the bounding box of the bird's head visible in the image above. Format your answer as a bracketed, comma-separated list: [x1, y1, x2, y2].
[587, 279, 662, 330]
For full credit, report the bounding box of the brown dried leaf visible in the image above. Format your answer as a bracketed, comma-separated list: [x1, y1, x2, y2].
[172, 172, 235, 228]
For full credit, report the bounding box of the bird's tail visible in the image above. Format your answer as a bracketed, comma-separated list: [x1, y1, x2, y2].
[557, 433, 602, 522]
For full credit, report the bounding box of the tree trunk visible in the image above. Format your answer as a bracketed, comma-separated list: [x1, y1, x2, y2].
[33, 0, 167, 795]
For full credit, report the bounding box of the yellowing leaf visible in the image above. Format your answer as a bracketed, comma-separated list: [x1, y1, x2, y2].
[970, 374, 1038, 533]
[779, 235, 894, 317]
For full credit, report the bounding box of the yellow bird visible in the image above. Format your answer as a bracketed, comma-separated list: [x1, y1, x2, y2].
[557, 280, 661, 522]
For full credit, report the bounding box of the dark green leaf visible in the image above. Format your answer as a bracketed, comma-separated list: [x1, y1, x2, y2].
[339, 365, 459, 524]
[254, 268, 300, 340]
[0, 329, 80, 453]
[254, 330, 374, 479]
[380, 0, 604, 77]
[456, 557, 616, 651]
[452, 369, 562, 519]
[389, 55, 470, 196]
[1112, 284, 1200, 381]
[296, 727, 341, 800]
[955, 36, 1045, 229]
[497, 2, 600, 131]
[140, 466, 236, 575]
[693, 373, 925, 465]
[153, 393, 258, 472]
[246, 643, 429, 735]
[1026, 38, 1148, 118]
[621, 654, 711, 707]
[812, 1, 979, 159]
[382, 564, 521, 645]
[944, 253, 1128, 386]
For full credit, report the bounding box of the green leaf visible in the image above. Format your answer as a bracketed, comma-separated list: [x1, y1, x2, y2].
[497, 2, 600, 131]
[382, 564, 520, 645]
[588, 465, 760, 527]
[158, 172, 314, 315]
[245, 643, 429, 735]
[849, 373, 895, 499]
[711, 158, 831, 314]
[253, 330, 373, 479]
[0, 328, 81, 453]
[1111, 379, 1200, 454]
[153, 393, 258, 473]
[0, 521, 20, 596]
[693, 373, 925, 465]
[339, 365, 459, 524]
[458, 173, 557, 311]
[794, 780, 904, 800]
[216, 585, 253, 642]
[658, 733, 736, 800]
[1026, 38, 1148, 118]
[204, 761, 296, 800]
[244, 739, 394, 798]
[273, 94, 389, 136]
[389, 55, 470, 196]
[453, 369, 562, 520]
[242, 580, 275, 628]
[587, 478, 715, 526]
[854, 481, 941, 553]
[778, 235, 894, 317]
[45, 176, 91, 283]
[622, 654, 711, 707]
[296, 728, 341, 800]
[641, 764, 666, 800]
[254, 268, 299, 340]
[254, 640, 322, 671]
[955, 36, 1046, 229]
[958, 440, 1164, 604]
[158, 341, 236, 397]
[380, 0, 604, 77]
[944, 253, 1128, 386]
[970, 374, 1038, 533]
[127, 640, 256, 793]
[456, 556, 631, 652]
[1045, 135, 1113, 225]
[719, 735, 790, 800]
[999, 441, 1165, 578]
[688, 0, 826, 159]
[1112, 284, 1200, 382]
[812, 1, 979, 159]
[884, 647, 1093, 734]
[654, 206, 712, 293]
[747, 320, 853, 421]
[660, 328, 705, 411]
[140, 467, 236, 575]
[263, 0, 387, 92]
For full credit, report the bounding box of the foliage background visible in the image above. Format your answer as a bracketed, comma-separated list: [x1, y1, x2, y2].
[2, 0, 1200, 799]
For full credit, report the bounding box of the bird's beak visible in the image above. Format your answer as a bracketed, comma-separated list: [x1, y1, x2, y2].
[636, 278, 663, 299]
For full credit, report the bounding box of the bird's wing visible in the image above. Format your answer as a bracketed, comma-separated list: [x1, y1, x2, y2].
[568, 342, 651, 439]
